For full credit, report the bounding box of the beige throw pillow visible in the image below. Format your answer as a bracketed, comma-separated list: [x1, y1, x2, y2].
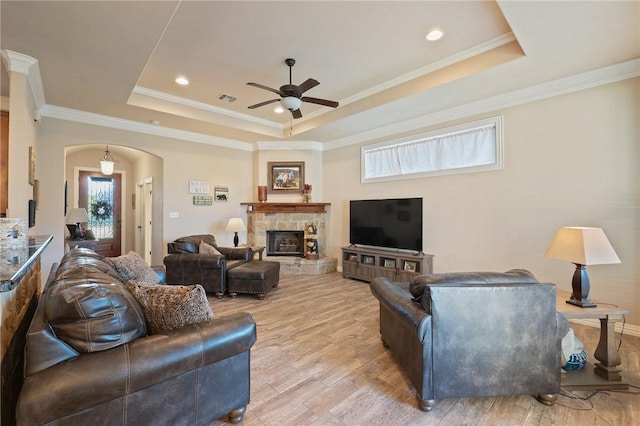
[110, 251, 160, 284]
[199, 240, 222, 255]
[126, 281, 214, 334]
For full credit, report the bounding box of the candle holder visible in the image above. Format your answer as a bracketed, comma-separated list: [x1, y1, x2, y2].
[258, 185, 268, 202]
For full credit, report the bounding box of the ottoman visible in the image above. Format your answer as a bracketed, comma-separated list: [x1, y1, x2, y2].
[227, 261, 280, 299]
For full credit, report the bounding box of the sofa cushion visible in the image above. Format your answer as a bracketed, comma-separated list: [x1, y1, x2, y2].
[126, 281, 214, 334]
[45, 269, 147, 353]
[199, 240, 222, 255]
[57, 248, 122, 282]
[110, 251, 160, 284]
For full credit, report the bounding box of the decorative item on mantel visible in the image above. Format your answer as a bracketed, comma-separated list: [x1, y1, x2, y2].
[258, 185, 267, 202]
[303, 183, 312, 203]
[305, 223, 319, 260]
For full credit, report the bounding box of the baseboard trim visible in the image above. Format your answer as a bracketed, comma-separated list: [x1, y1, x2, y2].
[568, 318, 640, 338]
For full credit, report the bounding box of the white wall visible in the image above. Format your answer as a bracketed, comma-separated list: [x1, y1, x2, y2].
[7, 60, 638, 328]
[36, 119, 254, 266]
[323, 77, 640, 326]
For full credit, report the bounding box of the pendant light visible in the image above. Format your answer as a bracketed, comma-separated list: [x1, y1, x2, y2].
[100, 145, 116, 175]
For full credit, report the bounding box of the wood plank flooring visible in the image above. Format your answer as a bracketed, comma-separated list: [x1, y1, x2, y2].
[208, 272, 640, 425]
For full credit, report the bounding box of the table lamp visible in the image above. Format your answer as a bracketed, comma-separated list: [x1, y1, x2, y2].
[66, 208, 89, 240]
[545, 226, 620, 308]
[226, 217, 246, 247]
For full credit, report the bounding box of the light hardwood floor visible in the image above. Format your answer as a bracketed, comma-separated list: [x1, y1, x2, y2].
[208, 272, 640, 425]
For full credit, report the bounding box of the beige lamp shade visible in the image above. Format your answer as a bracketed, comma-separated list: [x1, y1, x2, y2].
[545, 227, 620, 265]
[225, 218, 246, 233]
[66, 208, 89, 224]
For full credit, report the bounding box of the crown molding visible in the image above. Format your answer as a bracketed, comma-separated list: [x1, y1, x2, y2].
[254, 140, 324, 151]
[130, 85, 287, 139]
[1, 49, 45, 110]
[31, 57, 640, 153]
[323, 58, 640, 151]
[41, 104, 254, 151]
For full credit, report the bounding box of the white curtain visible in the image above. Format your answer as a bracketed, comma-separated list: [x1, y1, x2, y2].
[364, 124, 497, 179]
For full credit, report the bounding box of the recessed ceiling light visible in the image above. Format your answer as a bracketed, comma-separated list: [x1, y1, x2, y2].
[274, 106, 284, 114]
[175, 76, 189, 85]
[426, 29, 443, 41]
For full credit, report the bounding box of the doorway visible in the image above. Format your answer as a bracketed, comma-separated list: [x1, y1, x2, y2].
[79, 170, 122, 257]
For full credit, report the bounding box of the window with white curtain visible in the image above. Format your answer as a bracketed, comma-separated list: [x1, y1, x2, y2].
[361, 116, 503, 183]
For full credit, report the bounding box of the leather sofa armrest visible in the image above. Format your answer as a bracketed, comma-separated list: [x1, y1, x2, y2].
[217, 246, 253, 261]
[163, 253, 226, 270]
[17, 312, 257, 425]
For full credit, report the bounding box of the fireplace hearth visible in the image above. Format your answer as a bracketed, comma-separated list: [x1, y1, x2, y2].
[267, 230, 305, 257]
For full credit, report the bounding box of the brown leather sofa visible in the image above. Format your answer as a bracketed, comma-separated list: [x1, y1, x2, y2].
[164, 234, 254, 298]
[17, 248, 257, 425]
[370, 269, 569, 412]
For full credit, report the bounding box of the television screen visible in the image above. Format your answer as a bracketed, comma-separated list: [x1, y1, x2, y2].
[349, 198, 422, 252]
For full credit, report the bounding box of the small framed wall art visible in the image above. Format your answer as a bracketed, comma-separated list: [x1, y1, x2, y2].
[189, 179, 210, 194]
[214, 185, 229, 202]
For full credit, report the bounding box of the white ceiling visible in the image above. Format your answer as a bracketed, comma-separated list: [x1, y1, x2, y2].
[1, 1, 638, 146]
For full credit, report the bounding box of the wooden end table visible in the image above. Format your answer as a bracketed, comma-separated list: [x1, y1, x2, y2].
[556, 289, 629, 391]
[250, 246, 265, 261]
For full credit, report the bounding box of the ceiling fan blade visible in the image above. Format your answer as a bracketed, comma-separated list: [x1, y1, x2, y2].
[301, 96, 339, 108]
[248, 99, 280, 109]
[297, 78, 320, 94]
[247, 82, 284, 96]
[292, 109, 302, 119]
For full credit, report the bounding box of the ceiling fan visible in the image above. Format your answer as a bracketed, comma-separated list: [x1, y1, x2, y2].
[247, 58, 339, 119]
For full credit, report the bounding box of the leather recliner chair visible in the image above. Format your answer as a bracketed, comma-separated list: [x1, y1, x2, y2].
[164, 234, 254, 298]
[370, 269, 569, 412]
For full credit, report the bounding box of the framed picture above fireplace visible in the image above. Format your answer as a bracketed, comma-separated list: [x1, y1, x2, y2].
[267, 161, 304, 193]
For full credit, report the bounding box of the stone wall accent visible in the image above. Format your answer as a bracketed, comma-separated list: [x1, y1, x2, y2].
[247, 212, 327, 257]
[246, 211, 336, 274]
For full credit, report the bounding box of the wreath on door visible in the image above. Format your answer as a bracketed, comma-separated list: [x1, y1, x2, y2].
[91, 200, 112, 221]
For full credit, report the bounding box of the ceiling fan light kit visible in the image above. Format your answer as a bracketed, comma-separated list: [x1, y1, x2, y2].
[281, 96, 301, 111]
[247, 58, 338, 119]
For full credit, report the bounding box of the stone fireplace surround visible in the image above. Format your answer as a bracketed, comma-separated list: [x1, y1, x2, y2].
[243, 203, 336, 275]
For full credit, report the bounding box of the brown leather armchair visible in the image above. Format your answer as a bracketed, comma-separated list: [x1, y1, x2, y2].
[164, 234, 254, 298]
[370, 270, 569, 412]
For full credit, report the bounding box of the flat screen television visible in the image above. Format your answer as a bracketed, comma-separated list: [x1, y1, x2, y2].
[349, 197, 422, 252]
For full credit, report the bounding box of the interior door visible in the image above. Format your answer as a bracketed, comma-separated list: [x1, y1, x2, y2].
[143, 179, 153, 264]
[79, 170, 122, 257]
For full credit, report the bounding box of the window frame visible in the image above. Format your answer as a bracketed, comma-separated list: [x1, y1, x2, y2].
[361, 116, 504, 183]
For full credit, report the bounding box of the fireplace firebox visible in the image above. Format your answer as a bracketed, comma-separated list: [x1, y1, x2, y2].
[266, 230, 305, 257]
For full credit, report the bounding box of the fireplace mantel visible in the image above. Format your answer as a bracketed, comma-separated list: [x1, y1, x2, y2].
[241, 202, 330, 213]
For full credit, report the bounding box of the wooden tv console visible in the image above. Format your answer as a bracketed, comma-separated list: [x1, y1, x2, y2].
[341, 246, 433, 282]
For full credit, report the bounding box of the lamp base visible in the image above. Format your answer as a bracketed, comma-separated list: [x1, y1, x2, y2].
[233, 232, 239, 247]
[567, 263, 597, 308]
[566, 298, 597, 308]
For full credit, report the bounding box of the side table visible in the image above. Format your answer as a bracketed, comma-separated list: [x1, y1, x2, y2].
[557, 289, 629, 391]
[250, 246, 265, 261]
